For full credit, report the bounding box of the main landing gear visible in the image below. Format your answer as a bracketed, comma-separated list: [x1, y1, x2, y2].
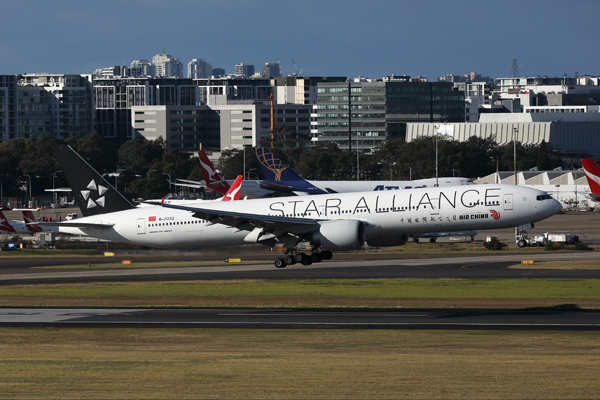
[274, 250, 333, 268]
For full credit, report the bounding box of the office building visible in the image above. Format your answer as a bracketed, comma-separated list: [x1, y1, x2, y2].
[152, 51, 184, 78]
[0, 75, 18, 141]
[188, 59, 212, 79]
[316, 76, 464, 151]
[234, 63, 254, 78]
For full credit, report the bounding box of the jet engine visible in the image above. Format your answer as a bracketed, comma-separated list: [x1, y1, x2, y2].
[312, 219, 365, 251]
[366, 234, 409, 247]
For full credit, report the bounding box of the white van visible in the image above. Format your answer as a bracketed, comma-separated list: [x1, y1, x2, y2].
[65, 213, 78, 221]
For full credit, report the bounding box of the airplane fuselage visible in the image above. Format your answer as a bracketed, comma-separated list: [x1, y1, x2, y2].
[58, 185, 561, 251]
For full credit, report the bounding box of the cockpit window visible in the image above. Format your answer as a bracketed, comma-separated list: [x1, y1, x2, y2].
[536, 194, 553, 201]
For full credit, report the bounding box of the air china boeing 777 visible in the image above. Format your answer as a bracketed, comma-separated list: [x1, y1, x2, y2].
[48, 145, 562, 268]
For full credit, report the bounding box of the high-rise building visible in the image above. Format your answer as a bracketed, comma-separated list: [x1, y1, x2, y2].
[234, 63, 254, 78]
[262, 62, 280, 78]
[20, 74, 94, 139]
[212, 68, 225, 76]
[316, 76, 464, 151]
[130, 59, 154, 77]
[94, 77, 197, 149]
[152, 51, 184, 78]
[0, 75, 18, 141]
[188, 59, 212, 79]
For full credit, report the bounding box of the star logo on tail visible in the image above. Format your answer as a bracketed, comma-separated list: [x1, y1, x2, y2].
[81, 179, 108, 209]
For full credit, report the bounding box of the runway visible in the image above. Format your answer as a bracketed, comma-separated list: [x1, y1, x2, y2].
[1, 306, 598, 330]
[2, 251, 600, 285]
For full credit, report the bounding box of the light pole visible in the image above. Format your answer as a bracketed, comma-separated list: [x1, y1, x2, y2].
[451, 168, 457, 178]
[52, 170, 62, 204]
[434, 124, 439, 187]
[513, 127, 518, 185]
[147, 169, 157, 179]
[23, 174, 31, 207]
[163, 173, 171, 190]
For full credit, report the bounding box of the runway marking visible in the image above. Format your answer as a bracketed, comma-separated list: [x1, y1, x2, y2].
[51, 321, 600, 327]
[219, 313, 431, 317]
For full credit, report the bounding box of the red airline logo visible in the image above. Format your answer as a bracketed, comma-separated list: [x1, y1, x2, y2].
[490, 209, 501, 220]
[149, 216, 156, 222]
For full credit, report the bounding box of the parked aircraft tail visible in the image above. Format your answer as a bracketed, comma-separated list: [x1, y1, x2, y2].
[581, 158, 600, 201]
[0, 211, 16, 233]
[221, 175, 243, 201]
[255, 147, 304, 182]
[22, 210, 43, 233]
[53, 145, 136, 217]
[198, 150, 230, 195]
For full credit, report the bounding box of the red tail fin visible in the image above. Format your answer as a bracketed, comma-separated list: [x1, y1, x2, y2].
[581, 159, 600, 196]
[198, 150, 230, 195]
[22, 210, 43, 232]
[221, 175, 243, 201]
[0, 211, 16, 233]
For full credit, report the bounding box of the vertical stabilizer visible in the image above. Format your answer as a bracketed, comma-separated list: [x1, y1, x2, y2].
[255, 147, 304, 182]
[53, 145, 135, 217]
[221, 175, 243, 201]
[198, 150, 230, 195]
[22, 210, 43, 232]
[0, 211, 16, 233]
[581, 159, 600, 196]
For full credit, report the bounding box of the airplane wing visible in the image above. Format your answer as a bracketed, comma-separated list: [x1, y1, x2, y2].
[31, 222, 115, 229]
[169, 180, 206, 189]
[146, 202, 319, 236]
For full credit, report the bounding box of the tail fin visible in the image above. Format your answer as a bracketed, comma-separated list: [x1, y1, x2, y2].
[22, 210, 43, 233]
[0, 211, 16, 233]
[53, 145, 135, 217]
[198, 150, 230, 195]
[221, 175, 243, 201]
[255, 147, 304, 182]
[581, 158, 600, 195]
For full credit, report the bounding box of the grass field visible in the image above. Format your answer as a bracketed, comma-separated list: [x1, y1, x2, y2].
[1, 328, 599, 399]
[2, 278, 600, 308]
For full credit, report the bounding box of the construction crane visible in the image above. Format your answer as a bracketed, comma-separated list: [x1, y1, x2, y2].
[291, 59, 303, 76]
[270, 90, 275, 148]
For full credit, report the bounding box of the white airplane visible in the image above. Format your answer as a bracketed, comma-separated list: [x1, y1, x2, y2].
[0, 210, 58, 235]
[44, 145, 562, 268]
[195, 149, 475, 199]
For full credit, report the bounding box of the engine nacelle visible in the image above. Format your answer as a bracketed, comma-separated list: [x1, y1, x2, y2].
[312, 220, 365, 251]
[366, 234, 409, 247]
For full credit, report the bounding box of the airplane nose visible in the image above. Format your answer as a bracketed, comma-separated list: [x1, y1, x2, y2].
[552, 199, 562, 214]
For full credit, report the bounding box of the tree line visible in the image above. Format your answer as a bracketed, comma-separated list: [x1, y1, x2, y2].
[0, 129, 563, 200]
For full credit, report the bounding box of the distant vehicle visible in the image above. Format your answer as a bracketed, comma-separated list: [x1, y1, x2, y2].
[65, 213, 78, 221]
[516, 232, 579, 248]
[0, 203, 11, 211]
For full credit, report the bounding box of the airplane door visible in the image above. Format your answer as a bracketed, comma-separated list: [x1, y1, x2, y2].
[136, 218, 146, 234]
[429, 198, 439, 215]
[503, 194, 513, 211]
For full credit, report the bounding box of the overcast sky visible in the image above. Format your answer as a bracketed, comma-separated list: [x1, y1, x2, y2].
[1, 0, 597, 80]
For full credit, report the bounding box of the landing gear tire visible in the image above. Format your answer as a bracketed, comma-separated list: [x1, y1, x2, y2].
[470, 237, 475, 242]
[284, 255, 295, 265]
[301, 257, 313, 266]
[429, 238, 436, 243]
[274, 258, 287, 268]
[321, 251, 333, 260]
[294, 253, 307, 264]
[517, 240, 527, 248]
[310, 253, 322, 263]
[413, 237, 419, 243]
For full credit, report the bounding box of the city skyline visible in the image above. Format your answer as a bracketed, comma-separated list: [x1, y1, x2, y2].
[1, 0, 599, 81]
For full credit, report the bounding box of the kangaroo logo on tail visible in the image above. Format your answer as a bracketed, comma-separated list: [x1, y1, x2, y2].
[0, 211, 16, 233]
[198, 150, 230, 195]
[221, 175, 243, 201]
[22, 210, 43, 232]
